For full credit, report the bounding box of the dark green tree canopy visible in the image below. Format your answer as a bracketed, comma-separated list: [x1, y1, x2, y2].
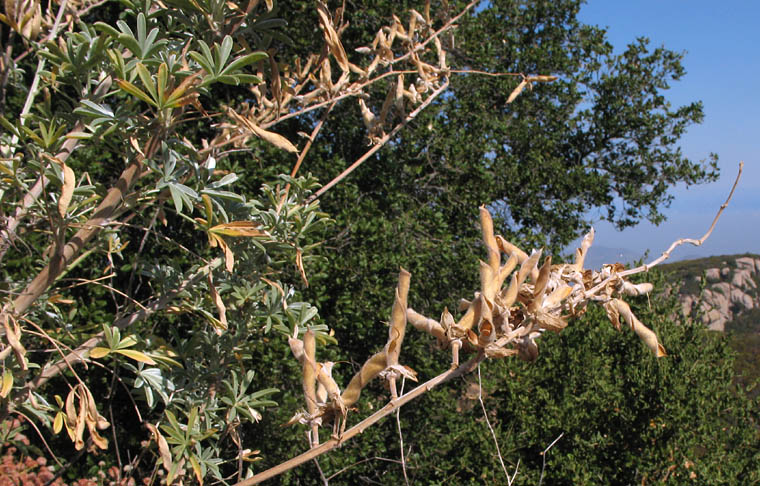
[275, 0, 716, 251]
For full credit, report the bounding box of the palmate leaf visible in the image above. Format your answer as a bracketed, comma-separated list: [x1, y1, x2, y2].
[190, 36, 266, 86]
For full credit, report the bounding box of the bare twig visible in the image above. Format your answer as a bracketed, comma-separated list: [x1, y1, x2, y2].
[396, 376, 410, 486]
[277, 101, 337, 212]
[477, 364, 517, 485]
[586, 161, 744, 298]
[537, 432, 564, 486]
[307, 79, 449, 202]
[326, 456, 404, 482]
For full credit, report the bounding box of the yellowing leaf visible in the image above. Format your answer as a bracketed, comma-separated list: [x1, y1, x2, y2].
[189, 454, 204, 486]
[0, 369, 13, 398]
[89, 347, 111, 359]
[114, 349, 157, 365]
[209, 221, 266, 237]
[58, 163, 75, 217]
[53, 412, 64, 434]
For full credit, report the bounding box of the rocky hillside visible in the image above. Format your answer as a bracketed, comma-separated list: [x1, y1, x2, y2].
[661, 254, 760, 332]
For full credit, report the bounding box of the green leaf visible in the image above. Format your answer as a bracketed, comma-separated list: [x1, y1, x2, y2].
[222, 52, 268, 76]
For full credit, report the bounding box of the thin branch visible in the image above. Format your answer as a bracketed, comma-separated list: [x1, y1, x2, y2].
[313, 458, 329, 486]
[261, 70, 416, 129]
[449, 69, 522, 77]
[277, 101, 336, 212]
[14, 411, 64, 468]
[326, 456, 404, 482]
[477, 364, 516, 485]
[586, 161, 744, 298]
[237, 352, 485, 485]
[537, 432, 564, 486]
[396, 376, 410, 486]
[307, 79, 449, 202]
[6, 258, 222, 411]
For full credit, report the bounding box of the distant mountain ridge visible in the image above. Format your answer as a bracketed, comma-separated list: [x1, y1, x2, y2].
[660, 253, 760, 332]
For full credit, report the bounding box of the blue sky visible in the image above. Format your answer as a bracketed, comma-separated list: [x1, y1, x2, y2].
[573, 0, 759, 262]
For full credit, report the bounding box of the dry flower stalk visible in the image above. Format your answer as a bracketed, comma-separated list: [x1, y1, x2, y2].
[243, 162, 742, 485]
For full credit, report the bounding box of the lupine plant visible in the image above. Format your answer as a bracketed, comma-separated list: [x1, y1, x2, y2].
[0, 0, 744, 484]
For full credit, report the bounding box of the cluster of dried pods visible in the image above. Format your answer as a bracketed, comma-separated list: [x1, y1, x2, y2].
[218, 0, 456, 151]
[287, 206, 665, 444]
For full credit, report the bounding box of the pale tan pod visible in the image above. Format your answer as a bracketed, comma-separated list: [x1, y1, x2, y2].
[59, 163, 75, 217]
[506, 79, 527, 103]
[609, 299, 666, 357]
[479, 206, 501, 273]
[517, 249, 542, 286]
[544, 284, 573, 308]
[495, 252, 519, 292]
[406, 308, 446, 342]
[502, 274, 519, 308]
[480, 260, 497, 301]
[575, 228, 595, 270]
[385, 268, 411, 366]
[531, 256, 553, 311]
[342, 351, 387, 407]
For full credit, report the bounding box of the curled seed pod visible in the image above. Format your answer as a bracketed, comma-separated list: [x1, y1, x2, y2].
[529, 256, 552, 313]
[544, 284, 573, 308]
[604, 299, 666, 357]
[385, 268, 411, 367]
[480, 260, 497, 300]
[407, 308, 446, 344]
[620, 281, 654, 296]
[342, 352, 386, 407]
[501, 274, 519, 308]
[479, 206, 500, 272]
[495, 252, 519, 292]
[518, 249, 542, 286]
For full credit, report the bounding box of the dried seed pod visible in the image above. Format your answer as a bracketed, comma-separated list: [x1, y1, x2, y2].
[517, 333, 540, 362]
[316, 2, 349, 72]
[342, 352, 387, 407]
[620, 281, 654, 296]
[529, 256, 552, 313]
[480, 260, 497, 300]
[604, 299, 666, 357]
[544, 284, 573, 308]
[407, 308, 446, 344]
[495, 252, 519, 292]
[574, 228, 595, 270]
[518, 249, 542, 286]
[501, 274, 519, 308]
[506, 79, 527, 103]
[385, 268, 411, 367]
[479, 206, 500, 271]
